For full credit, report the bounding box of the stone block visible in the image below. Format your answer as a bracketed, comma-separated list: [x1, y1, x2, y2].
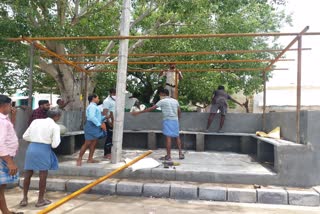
[257, 189, 288, 205]
[143, 183, 170, 198]
[66, 179, 93, 193]
[91, 180, 117, 195]
[170, 183, 198, 200]
[116, 181, 143, 196]
[288, 190, 320, 206]
[228, 188, 256, 203]
[46, 178, 67, 191]
[199, 186, 227, 201]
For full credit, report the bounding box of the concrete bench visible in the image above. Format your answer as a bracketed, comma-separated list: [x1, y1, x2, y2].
[54, 131, 85, 155]
[123, 130, 256, 153]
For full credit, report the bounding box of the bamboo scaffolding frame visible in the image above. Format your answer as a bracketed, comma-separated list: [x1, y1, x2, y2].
[40, 48, 311, 58]
[52, 58, 294, 65]
[8, 32, 320, 42]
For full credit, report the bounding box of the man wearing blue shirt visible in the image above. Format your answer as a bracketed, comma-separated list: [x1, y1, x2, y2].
[77, 94, 106, 166]
[102, 88, 116, 159]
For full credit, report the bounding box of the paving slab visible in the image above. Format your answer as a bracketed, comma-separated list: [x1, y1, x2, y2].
[257, 188, 288, 205]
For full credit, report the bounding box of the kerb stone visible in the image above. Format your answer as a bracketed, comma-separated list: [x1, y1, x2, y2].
[91, 180, 117, 195]
[143, 183, 170, 198]
[257, 189, 288, 205]
[228, 188, 256, 203]
[170, 183, 198, 200]
[116, 181, 143, 196]
[288, 190, 320, 206]
[66, 179, 93, 193]
[199, 186, 227, 201]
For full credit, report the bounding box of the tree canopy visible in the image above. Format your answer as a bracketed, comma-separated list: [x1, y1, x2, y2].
[0, 0, 291, 109]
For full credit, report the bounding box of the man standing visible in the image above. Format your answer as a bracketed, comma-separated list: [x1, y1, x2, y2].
[206, 85, 243, 132]
[77, 94, 106, 166]
[102, 88, 116, 159]
[132, 89, 184, 161]
[159, 64, 183, 99]
[0, 95, 22, 214]
[29, 100, 50, 124]
[20, 110, 62, 208]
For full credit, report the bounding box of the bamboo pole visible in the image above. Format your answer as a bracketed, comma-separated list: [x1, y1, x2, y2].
[40, 48, 312, 58]
[88, 68, 289, 73]
[52, 58, 295, 65]
[8, 32, 320, 42]
[112, 0, 131, 164]
[38, 150, 153, 214]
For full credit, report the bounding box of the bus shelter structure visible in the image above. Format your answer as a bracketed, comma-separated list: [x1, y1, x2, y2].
[8, 26, 320, 148]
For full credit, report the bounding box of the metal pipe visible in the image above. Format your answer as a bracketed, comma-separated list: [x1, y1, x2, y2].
[38, 150, 153, 214]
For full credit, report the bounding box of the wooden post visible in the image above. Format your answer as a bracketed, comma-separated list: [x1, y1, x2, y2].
[296, 36, 302, 144]
[27, 43, 34, 109]
[111, 0, 131, 164]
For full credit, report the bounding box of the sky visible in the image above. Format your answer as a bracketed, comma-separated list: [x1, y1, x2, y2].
[269, 0, 320, 87]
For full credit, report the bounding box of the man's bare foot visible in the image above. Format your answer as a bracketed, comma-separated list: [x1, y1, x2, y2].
[87, 159, 100, 163]
[76, 159, 82, 166]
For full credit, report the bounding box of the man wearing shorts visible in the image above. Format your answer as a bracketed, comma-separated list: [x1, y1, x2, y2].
[131, 89, 184, 161]
[206, 85, 243, 132]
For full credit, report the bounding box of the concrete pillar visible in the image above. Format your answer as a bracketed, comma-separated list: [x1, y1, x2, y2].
[147, 132, 157, 150]
[196, 133, 205, 151]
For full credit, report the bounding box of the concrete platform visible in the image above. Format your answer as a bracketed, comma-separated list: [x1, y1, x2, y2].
[51, 149, 279, 186]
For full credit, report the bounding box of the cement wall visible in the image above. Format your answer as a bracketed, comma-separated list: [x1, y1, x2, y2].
[124, 112, 262, 133]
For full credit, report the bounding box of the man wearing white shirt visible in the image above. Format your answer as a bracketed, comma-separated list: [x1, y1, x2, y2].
[102, 88, 116, 159]
[20, 110, 61, 208]
[159, 64, 183, 99]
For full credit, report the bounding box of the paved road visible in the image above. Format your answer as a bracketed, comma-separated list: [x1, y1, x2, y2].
[6, 188, 320, 214]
